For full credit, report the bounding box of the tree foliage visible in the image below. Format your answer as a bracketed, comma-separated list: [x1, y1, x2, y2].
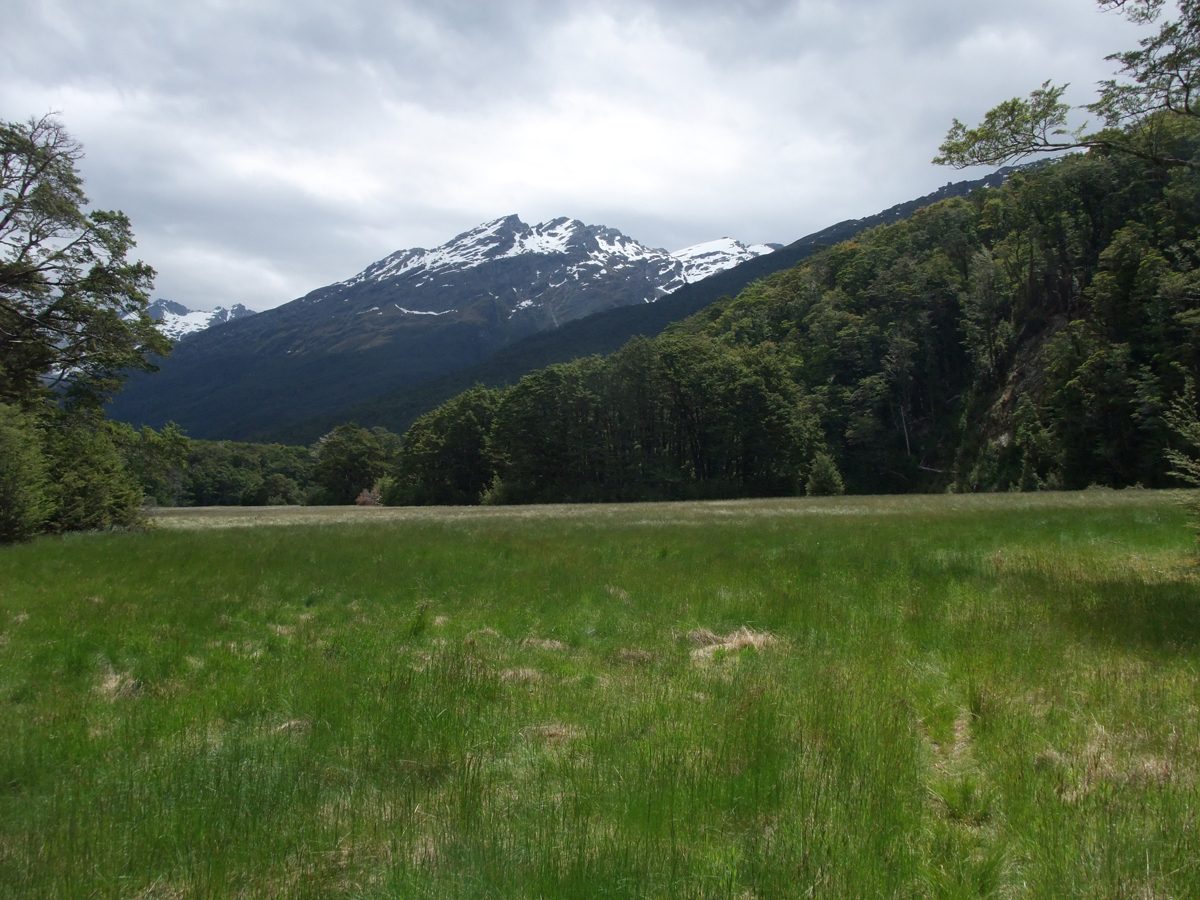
[311, 424, 400, 505]
[393, 335, 824, 505]
[936, 1, 1200, 171]
[1166, 377, 1200, 487]
[0, 403, 49, 541]
[39, 410, 147, 533]
[389, 385, 504, 506]
[178, 440, 311, 507]
[0, 114, 181, 542]
[805, 453, 845, 496]
[0, 115, 168, 407]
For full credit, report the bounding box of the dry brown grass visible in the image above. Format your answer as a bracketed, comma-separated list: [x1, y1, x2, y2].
[500, 668, 544, 684]
[615, 648, 654, 664]
[687, 627, 777, 660]
[522, 723, 585, 744]
[149, 490, 1169, 532]
[522, 637, 569, 652]
[1054, 723, 1180, 804]
[97, 664, 141, 701]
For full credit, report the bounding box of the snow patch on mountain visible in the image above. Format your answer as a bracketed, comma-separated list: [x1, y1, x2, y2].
[332, 216, 774, 301]
[671, 238, 777, 284]
[144, 299, 257, 340]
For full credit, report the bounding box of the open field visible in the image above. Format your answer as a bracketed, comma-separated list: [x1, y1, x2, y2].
[2, 491, 1198, 898]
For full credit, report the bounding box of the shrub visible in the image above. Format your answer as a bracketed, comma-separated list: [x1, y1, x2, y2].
[806, 453, 845, 497]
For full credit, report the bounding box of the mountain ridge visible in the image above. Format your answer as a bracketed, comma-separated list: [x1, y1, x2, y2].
[258, 167, 1022, 444]
[108, 216, 775, 439]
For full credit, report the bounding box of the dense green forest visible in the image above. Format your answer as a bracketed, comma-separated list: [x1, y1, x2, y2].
[388, 138, 1200, 504]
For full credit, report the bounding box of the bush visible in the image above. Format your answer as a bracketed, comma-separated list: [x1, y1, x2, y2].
[0, 404, 50, 542]
[806, 453, 845, 497]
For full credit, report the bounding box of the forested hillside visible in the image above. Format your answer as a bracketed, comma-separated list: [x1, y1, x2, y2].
[389, 141, 1200, 503]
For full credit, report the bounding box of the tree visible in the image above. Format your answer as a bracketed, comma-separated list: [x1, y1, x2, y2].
[0, 403, 49, 541]
[1, 114, 168, 407]
[935, 1, 1200, 172]
[1166, 377, 1200, 488]
[39, 410, 146, 533]
[112, 420, 189, 506]
[310, 424, 401, 504]
[389, 385, 504, 506]
[1165, 377, 1200, 554]
[805, 452, 845, 497]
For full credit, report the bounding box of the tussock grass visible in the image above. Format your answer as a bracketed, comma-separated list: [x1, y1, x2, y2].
[1, 491, 1198, 898]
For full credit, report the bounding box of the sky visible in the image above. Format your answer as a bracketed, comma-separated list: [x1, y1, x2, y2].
[1, 0, 1158, 311]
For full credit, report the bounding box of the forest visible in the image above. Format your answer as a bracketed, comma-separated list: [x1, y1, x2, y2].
[386, 134, 1200, 504]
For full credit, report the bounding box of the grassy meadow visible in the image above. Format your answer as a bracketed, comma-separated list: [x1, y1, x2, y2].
[1, 491, 1198, 898]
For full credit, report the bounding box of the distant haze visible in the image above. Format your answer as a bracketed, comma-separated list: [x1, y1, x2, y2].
[3, 1, 1152, 311]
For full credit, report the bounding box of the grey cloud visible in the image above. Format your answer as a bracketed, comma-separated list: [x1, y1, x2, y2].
[2, 0, 1152, 310]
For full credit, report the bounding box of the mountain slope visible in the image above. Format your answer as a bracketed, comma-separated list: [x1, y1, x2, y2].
[109, 217, 772, 439]
[260, 168, 1018, 444]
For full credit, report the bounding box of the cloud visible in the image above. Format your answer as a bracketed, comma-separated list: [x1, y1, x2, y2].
[1, 0, 1147, 310]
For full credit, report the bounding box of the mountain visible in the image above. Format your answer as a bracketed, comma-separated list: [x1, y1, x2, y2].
[108, 216, 776, 439]
[673, 238, 781, 282]
[260, 168, 1021, 445]
[144, 299, 257, 340]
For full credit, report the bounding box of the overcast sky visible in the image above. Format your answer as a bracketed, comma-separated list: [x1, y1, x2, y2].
[2, 0, 1156, 311]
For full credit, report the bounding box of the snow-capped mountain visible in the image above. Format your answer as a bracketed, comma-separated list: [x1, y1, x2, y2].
[110, 172, 1021, 442]
[311, 215, 775, 331]
[110, 215, 779, 439]
[673, 238, 780, 283]
[145, 299, 257, 341]
[339, 217, 760, 292]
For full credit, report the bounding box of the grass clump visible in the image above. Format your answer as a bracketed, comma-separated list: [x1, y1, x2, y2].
[0, 491, 1197, 898]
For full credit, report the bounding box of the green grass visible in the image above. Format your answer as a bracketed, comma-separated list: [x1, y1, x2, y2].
[1, 491, 1198, 898]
